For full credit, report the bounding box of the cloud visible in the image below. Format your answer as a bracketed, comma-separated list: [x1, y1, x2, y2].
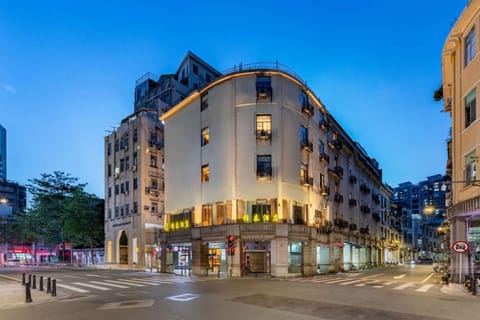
[1, 82, 16, 94]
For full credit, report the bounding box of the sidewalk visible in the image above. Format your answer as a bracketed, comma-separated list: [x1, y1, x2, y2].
[440, 282, 480, 298]
[0, 274, 66, 310]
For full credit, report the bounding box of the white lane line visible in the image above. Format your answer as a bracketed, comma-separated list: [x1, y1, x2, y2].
[117, 279, 161, 286]
[86, 274, 109, 278]
[372, 285, 384, 288]
[312, 277, 342, 283]
[56, 283, 90, 293]
[340, 279, 366, 285]
[383, 281, 397, 286]
[393, 274, 406, 279]
[393, 282, 415, 290]
[421, 273, 435, 284]
[416, 284, 434, 292]
[89, 281, 130, 289]
[104, 280, 145, 287]
[73, 282, 111, 291]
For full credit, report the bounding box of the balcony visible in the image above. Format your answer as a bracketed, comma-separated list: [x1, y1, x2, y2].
[256, 129, 272, 141]
[301, 103, 314, 118]
[349, 198, 357, 207]
[359, 226, 370, 235]
[360, 183, 371, 194]
[327, 138, 342, 151]
[349, 175, 357, 184]
[328, 166, 344, 180]
[319, 153, 330, 164]
[360, 205, 371, 214]
[372, 212, 381, 222]
[333, 218, 349, 229]
[349, 223, 357, 231]
[301, 140, 313, 152]
[320, 186, 330, 196]
[334, 193, 344, 203]
[301, 176, 314, 186]
[319, 119, 328, 131]
[257, 170, 272, 180]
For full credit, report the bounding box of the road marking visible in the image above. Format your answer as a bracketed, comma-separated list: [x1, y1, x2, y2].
[117, 279, 161, 286]
[421, 273, 435, 284]
[326, 279, 352, 284]
[104, 280, 145, 287]
[89, 281, 129, 288]
[73, 282, 111, 291]
[362, 273, 385, 279]
[416, 284, 434, 292]
[312, 277, 341, 283]
[372, 285, 384, 288]
[393, 274, 406, 279]
[393, 282, 414, 290]
[383, 281, 397, 286]
[86, 274, 109, 278]
[56, 283, 90, 293]
[340, 279, 365, 285]
[165, 293, 199, 302]
[355, 280, 380, 287]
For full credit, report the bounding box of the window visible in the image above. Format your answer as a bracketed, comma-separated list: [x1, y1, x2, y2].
[150, 154, 158, 167]
[201, 127, 210, 146]
[133, 178, 138, 190]
[465, 28, 476, 66]
[108, 187, 112, 198]
[300, 126, 308, 144]
[319, 140, 325, 154]
[120, 159, 125, 172]
[202, 204, 212, 226]
[300, 90, 308, 106]
[206, 74, 211, 82]
[256, 76, 272, 102]
[114, 139, 119, 152]
[257, 155, 272, 179]
[193, 64, 199, 75]
[125, 204, 130, 216]
[256, 114, 272, 139]
[151, 178, 158, 190]
[121, 206, 124, 217]
[125, 181, 129, 193]
[202, 164, 210, 183]
[465, 152, 477, 186]
[108, 208, 112, 219]
[465, 89, 476, 128]
[151, 202, 158, 214]
[125, 156, 130, 170]
[201, 93, 209, 111]
[300, 163, 309, 184]
[108, 164, 112, 177]
[319, 173, 325, 188]
[107, 142, 111, 156]
[133, 128, 138, 144]
[133, 202, 138, 214]
[115, 207, 119, 218]
[120, 183, 125, 194]
[115, 184, 119, 195]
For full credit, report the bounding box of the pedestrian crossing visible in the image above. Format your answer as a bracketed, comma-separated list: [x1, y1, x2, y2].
[268, 274, 442, 294]
[55, 275, 218, 294]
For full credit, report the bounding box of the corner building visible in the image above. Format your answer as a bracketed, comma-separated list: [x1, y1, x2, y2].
[160, 64, 398, 277]
[442, 0, 480, 283]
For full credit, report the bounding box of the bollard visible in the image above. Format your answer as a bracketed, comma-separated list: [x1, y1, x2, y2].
[473, 277, 478, 296]
[39, 276, 44, 291]
[25, 282, 33, 303]
[28, 274, 32, 287]
[51, 279, 56, 297]
[32, 275, 36, 289]
[46, 277, 51, 294]
[22, 273, 26, 286]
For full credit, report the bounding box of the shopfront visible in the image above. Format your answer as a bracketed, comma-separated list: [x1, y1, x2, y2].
[208, 242, 226, 274]
[317, 244, 330, 273]
[243, 240, 271, 276]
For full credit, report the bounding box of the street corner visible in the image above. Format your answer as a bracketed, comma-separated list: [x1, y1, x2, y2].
[0, 281, 66, 310]
[440, 283, 478, 298]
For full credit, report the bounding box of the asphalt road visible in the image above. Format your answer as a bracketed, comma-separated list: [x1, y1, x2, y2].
[1, 265, 479, 320]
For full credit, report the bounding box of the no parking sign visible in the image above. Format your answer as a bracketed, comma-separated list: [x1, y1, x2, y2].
[451, 240, 470, 254]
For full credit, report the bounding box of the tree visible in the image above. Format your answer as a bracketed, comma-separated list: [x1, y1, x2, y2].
[434, 83, 443, 101]
[26, 171, 104, 263]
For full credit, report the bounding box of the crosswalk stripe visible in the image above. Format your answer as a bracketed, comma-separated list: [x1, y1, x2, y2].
[383, 281, 397, 286]
[104, 280, 145, 287]
[117, 279, 161, 286]
[340, 279, 365, 285]
[86, 274, 109, 278]
[326, 279, 351, 284]
[89, 281, 129, 288]
[372, 285, 384, 288]
[73, 282, 111, 291]
[312, 277, 341, 283]
[416, 284, 434, 292]
[356, 280, 381, 287]
[393, 282, 414, 290]
[56, 283, 90, 293]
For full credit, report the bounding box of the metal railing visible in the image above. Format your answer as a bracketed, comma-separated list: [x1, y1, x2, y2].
[222, 61, 307, 86]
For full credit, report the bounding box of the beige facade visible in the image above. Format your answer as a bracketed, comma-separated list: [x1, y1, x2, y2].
[104, 110, 164, 269]
[442, 0, 480, 282]
[160, 65, 401, 277]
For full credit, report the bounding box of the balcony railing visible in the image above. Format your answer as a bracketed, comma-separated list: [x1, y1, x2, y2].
[301, 103, 314, 118]
[256, 129, 272, 141]
[301, 140, 313, 152]
[349, 199, 357, 207]
[334, 193, 344, 203]
[301, 176, 314, 186]
[319, 152, 330, 164]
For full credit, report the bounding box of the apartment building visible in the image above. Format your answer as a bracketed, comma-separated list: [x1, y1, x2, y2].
[393, 175, 447, 262]
[159, 62, 401, 277]
[442, 0, 480, 282]
[0, 124, 6, 181]
[104, 52, 221, 269]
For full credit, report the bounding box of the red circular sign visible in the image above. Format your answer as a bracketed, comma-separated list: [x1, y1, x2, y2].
[451, 240, 470, 254]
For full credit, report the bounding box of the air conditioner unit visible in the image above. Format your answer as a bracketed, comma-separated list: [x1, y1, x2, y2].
[131, 165, 137, 171]
[144, 205, 149, 211]
[114, 174, 119, 179]
[124, 191, 129, 196]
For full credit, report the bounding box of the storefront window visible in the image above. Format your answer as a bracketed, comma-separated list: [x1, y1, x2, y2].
[288, 241, 302, 273]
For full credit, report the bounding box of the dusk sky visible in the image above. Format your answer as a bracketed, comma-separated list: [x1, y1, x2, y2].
[0, 1, 466, 199]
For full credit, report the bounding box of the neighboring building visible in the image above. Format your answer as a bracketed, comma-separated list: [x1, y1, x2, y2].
[0, 124, 6, 181]
[393, 175, 447, 262]
[0, 180, 26, 216]
[159, 62, 401, 277]
[442, 0, 480, 282]
[104, 52, 221, 269]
